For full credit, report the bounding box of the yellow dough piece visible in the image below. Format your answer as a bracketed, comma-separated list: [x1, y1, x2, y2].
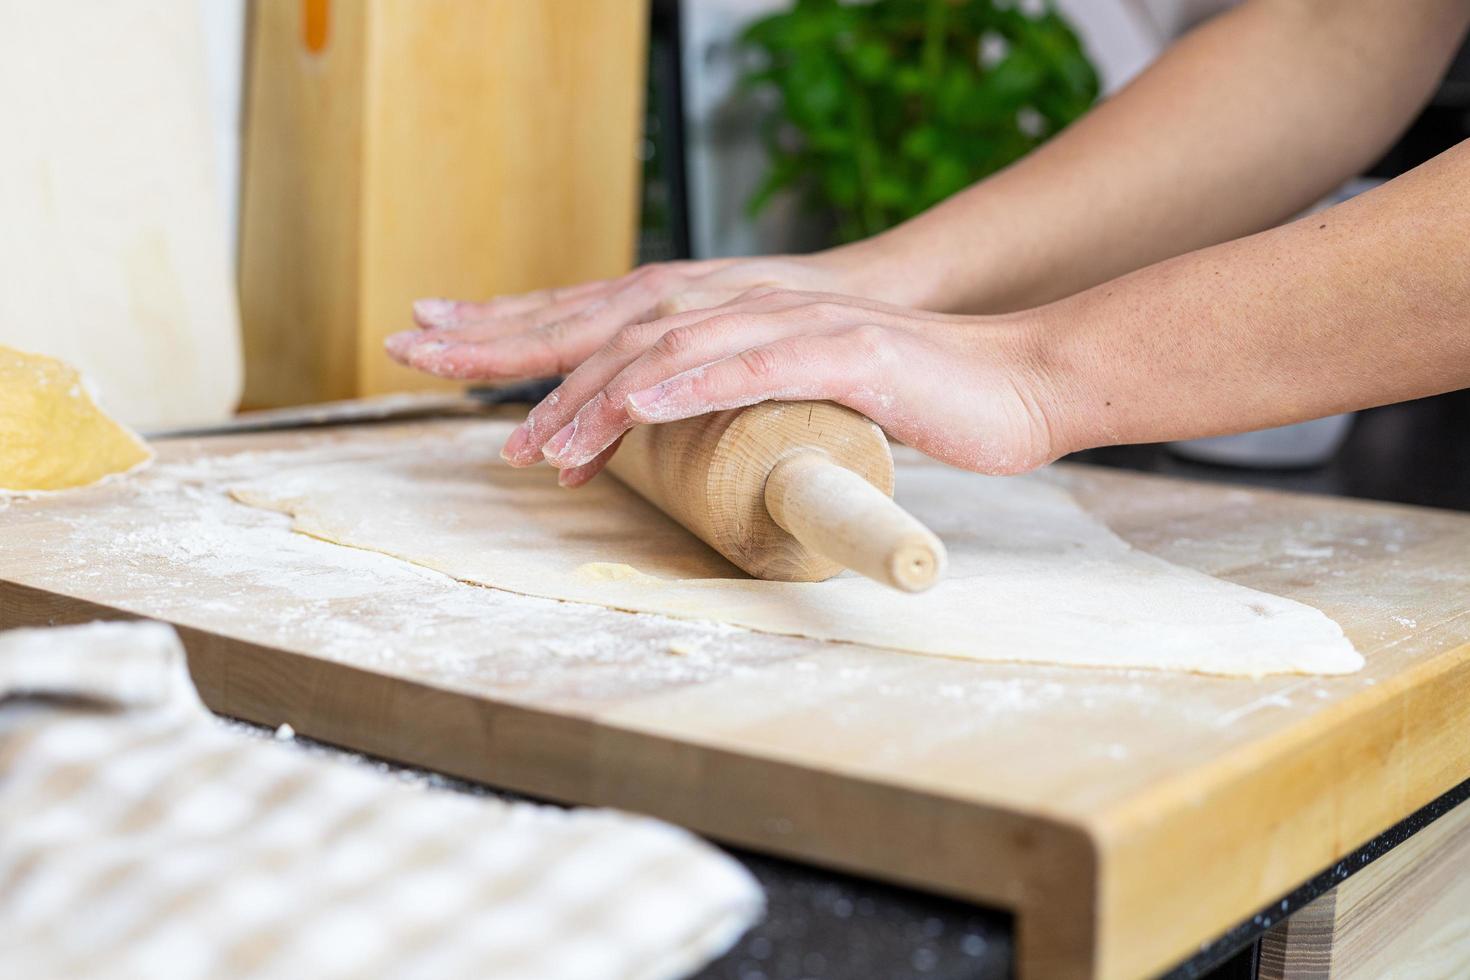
[0, 345, 152, 493]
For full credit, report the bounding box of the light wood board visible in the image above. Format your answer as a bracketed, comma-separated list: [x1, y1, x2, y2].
[3, 416, 1469, 980]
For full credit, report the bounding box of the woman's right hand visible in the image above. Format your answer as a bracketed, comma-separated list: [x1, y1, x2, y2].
[384, 253, 896, 383]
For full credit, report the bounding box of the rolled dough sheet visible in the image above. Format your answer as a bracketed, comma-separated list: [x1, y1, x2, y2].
[230, 421, 1362, 677]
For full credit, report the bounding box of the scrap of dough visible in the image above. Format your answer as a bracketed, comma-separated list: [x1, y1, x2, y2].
[230, 422, 1362, 677]
[0, 345, 152, 494]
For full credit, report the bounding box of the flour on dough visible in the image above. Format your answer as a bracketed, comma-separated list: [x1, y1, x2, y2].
[0, 345, 152, 495]
[576, 562, 665, 584]
[230, 421, 1362, 677]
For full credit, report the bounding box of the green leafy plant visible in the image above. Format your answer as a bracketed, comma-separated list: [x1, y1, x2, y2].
[741, 0, 1099, 242]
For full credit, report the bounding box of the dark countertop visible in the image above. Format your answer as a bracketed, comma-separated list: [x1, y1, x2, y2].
[691, 853, 1013, 980]
[1071, 390, 1470, 512]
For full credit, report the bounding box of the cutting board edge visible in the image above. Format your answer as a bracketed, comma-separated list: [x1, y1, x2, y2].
[1089, 633, 1470, 979]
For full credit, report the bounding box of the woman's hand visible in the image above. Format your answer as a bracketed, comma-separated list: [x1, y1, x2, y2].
[384, 254, 898, 382]
[499, 287, 1063, 486]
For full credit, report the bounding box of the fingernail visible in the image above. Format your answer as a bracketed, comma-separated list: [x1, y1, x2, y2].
[413, 298, 457, 328]
[500, 424, 530, 463]
[558, 462, 597, 488]
[405, 339, 452, 365]
[542, 419, 577, 462]
[384, 330, 419, 356]
[625, 384, 671, 417]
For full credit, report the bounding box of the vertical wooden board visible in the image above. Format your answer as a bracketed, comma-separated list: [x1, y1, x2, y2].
[1259, 891, 1336, 979]
[1261, 797, 1470, 979]
[239, 0, 368, 407]
[1332, 798, 1470, 977]
[240, 0, 649, 406]
[357, 0, 649, 396]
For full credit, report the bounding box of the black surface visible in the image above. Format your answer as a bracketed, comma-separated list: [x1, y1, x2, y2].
[692, 853, 1013, 980]
[636, 0, 694, 264]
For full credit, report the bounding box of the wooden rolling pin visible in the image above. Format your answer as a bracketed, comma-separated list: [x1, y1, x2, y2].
[605, 401, 947, 592]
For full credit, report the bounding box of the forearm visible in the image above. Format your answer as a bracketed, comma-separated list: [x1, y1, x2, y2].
[1039, 138, 1470, 455]
[827, 0, 1469, 314]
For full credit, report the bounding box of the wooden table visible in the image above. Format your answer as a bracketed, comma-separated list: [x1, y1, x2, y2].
[4, 412, 1469, 979]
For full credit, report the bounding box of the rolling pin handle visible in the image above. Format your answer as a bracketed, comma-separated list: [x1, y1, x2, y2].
[764, 452, 947, 593]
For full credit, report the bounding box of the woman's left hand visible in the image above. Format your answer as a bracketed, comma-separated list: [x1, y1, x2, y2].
[501, 287, 1065, 487]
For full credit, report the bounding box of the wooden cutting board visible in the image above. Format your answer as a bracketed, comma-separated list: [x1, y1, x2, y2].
[3, 416, 1469, 980]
